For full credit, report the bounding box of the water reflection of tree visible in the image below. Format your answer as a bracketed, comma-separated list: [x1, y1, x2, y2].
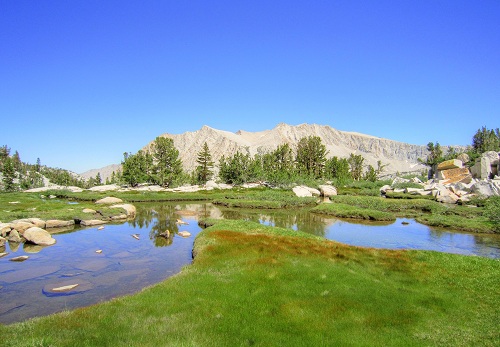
[218, 207, 329, 237]
[292, 210, 328, 237]
[128, 204, 155, 229]
[149, 204, 181, 247]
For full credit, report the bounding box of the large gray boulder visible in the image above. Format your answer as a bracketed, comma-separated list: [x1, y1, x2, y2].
[483, 151, 499, 166]
[437, 159, 463, 170]
[45, 220, 75, 228]
[80, 220, 108, 226]
[471, 157, 492, 179]
[456, 153, 470, 164]
[292, 186, 313, 197]
[318, 185, 337, 197]
[303, 186, 321, 196]
[95, 197, 123, 204]
[470, 180, 500, 197]
[10, 221, 34, 234]
[392, 177, 410, 185]
[88, 184, 121, 192]
[379, 185, 393, 194]
[23, 227, 56, 246]
[8, 230, 22, 243]
[110, 204, 136, 217]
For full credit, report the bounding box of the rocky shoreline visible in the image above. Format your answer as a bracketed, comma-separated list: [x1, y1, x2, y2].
[0, 197, 136, 257]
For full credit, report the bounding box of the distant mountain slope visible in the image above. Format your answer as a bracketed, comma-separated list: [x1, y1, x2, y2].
[80, 164, 122, 182]
[144, 123, 430, 175]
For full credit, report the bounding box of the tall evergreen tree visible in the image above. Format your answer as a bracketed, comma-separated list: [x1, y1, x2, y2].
[122, 150, 153, 187]
[0, 145, 10, 171]
[95, 172, 102, 186]
[12, 151, 22, 171]
[218, 151, 252, 184]
[325, 156, 350, 184]
[472, 126, 500, 153]
[295, 136, 328, 179]
[151, 137, 183, 187]
[262, 143, 295, 183]
[2, 156, 17, 191]
[195, 142, 214, 184]
[347, 153, 364, 181]
[364, 165, 377, 182]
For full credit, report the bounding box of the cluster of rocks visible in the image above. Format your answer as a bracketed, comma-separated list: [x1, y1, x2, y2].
[380, 152, 500, 203]
[1, 219, 59, 252]
[0, 197, 136, 256]
[24, 180, 256, 194]
[292, 185, 337, 199]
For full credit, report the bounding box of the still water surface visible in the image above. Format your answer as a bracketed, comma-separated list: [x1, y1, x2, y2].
[1, 202, 499, 324]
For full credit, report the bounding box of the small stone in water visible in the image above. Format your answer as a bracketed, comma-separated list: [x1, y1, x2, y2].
[52, 284, 79, 292]
[10, 255, 29, 262]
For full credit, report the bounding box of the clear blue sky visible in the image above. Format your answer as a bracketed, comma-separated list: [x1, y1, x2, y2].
[1, 1, 499, 173]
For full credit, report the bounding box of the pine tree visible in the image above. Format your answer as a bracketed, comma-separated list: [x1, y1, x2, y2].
[0, 145, 10, 171]
[347, 153, 364, 181]
[364, 165, 377, 182]
[472, 126, 500, 153]
[95, 172, 102, 186]
[12, 151, 22, 171]
[2, 156, 17, 191]
[122, 151, 153, 187]
[151, 137, 183, 187]
[325, 156, 350, 184]
[295, 136, 328, 179]
[195, 142, 214, 184]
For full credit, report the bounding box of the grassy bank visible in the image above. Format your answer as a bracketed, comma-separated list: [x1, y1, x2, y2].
[213, 189, 317, 209]
[0, 189, 316, 223]
[312, 202, 396, 221]
[317, 195, 496, 233]
[2, 220, 498, 346]
[0, 192, 130, 222]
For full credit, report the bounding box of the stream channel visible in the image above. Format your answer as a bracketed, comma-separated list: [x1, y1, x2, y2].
[1, 201, 499, 324]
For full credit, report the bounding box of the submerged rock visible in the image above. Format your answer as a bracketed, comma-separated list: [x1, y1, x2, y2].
[10, 255, 29, 262]
[43, 280, 93, 296]
[178, 231, 191, 238]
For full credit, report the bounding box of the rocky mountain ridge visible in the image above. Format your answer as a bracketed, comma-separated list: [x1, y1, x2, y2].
[146, 123, 429, 175]
[83, 123, 437, 180]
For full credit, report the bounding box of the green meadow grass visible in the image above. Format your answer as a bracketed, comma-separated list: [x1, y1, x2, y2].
[2, 220, 498, 346]
[0, 192, 127, 222]
[326, 195, 495, 233]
